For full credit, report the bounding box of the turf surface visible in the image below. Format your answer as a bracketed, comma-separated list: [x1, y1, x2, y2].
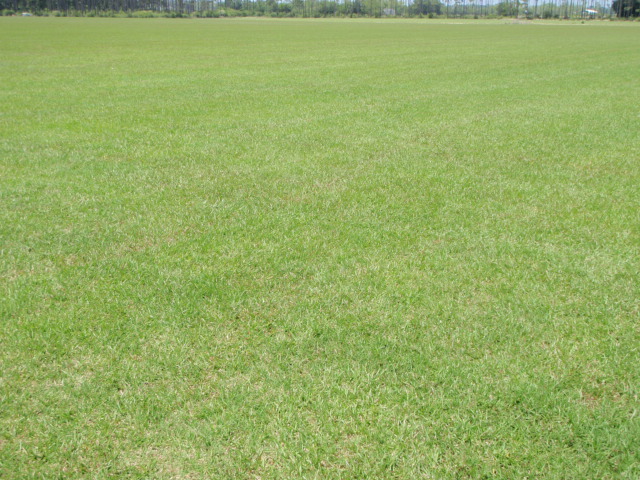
[1, 17, 639, 478]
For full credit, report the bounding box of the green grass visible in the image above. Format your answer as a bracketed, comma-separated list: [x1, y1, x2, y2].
[1, 17, 639, 479]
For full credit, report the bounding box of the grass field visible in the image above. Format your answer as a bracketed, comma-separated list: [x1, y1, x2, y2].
[1, 17, 639, 478]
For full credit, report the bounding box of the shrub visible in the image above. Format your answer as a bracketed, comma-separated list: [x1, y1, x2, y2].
[131, 10, 156, 17]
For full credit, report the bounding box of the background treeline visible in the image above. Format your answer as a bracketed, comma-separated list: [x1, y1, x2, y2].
[2, 0, 638, 19]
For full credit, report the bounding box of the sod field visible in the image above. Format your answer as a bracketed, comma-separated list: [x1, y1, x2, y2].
[1, 17, 639, 478]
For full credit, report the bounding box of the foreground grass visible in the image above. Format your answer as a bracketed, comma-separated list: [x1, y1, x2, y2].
[1, 17, 639, 478]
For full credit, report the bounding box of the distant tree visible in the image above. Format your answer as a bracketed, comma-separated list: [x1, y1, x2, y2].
[496, 0, 518, 15]
[411, 0, 442, 15]
[612, 0, 639, 16]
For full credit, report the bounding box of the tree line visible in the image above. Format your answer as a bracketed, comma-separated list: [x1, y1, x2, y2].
[2, 0, 636, 19]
